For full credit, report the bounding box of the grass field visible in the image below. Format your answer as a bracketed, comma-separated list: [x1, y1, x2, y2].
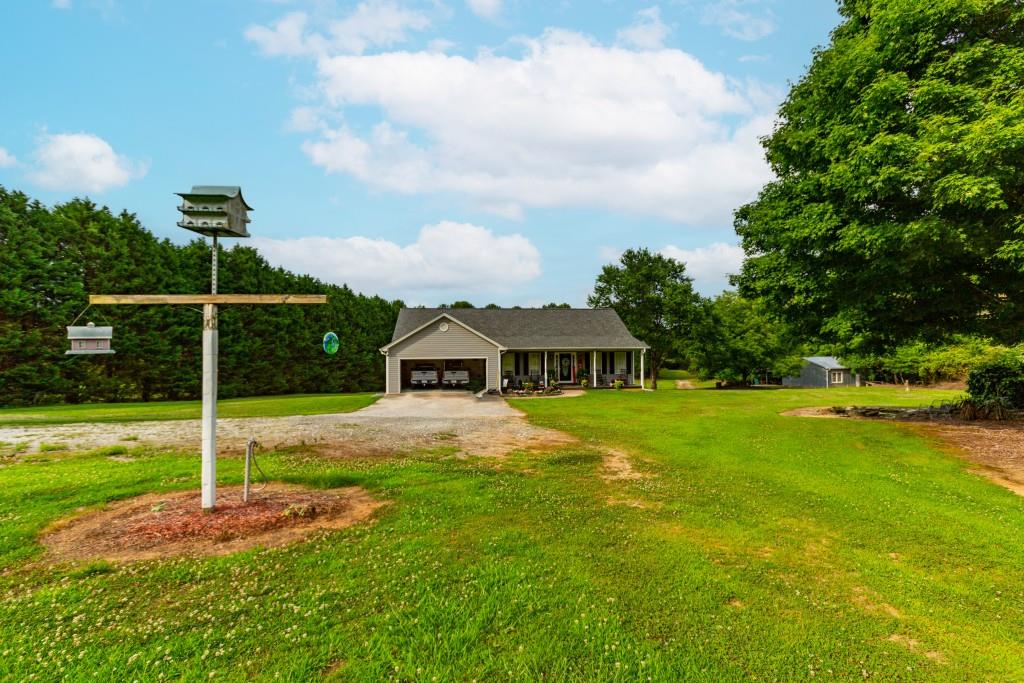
[1, 382, 1022, 681]
[0, 393, 380, 426]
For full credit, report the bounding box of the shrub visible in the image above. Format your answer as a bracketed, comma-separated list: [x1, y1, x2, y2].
[966, 358, 1024, 409]
[613, 380, 624, 390]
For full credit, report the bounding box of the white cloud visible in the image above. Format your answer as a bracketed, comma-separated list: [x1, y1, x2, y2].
[250, 221, 541, 297]
[284, 105, 327, 133]
[617, 6, 670, 50]
[0, 147, 16, 168]
[661, 242, 744, 293]
[245, 12, 314, 56]
[702, 1, 776, 41]
[427, 38, 457, 53]
[27, 132, 147, 193]
[466, 0, 502, 20]
[245, 1, 431, 57]
[52, 0, 71, 8]
[288, 27, 775, 224]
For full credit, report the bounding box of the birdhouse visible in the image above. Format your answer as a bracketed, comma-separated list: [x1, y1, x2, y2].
[175, 185, 252, 238]
[66, 322, 115, 355]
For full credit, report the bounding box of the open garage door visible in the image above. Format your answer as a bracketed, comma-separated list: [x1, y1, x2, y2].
[400, 358, 487, 392]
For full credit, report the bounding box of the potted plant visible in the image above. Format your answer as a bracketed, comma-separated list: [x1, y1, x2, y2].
[613, 379, 624, 390]
[581, 378, 589, 389]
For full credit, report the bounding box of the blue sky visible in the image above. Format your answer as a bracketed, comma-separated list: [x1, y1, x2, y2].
[0, 0, 840, 306]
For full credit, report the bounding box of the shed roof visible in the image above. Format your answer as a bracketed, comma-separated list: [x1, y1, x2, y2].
[388, 308, 648, 351]
[67, 325, 113, 339]
[804, 356, 848, 370]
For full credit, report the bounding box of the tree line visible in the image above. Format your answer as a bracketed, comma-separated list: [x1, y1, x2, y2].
[0, 187, 401, 406]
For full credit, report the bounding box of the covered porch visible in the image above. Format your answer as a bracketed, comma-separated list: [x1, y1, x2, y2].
[501, 349, 647, 391]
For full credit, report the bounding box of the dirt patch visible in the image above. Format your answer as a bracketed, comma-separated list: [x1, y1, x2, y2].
[41, 484, 384, 563]
[601, 448, 646, 481]
[605, 496, 659, 509]
[778, 405, 843, 417]
[887, 634, 945, 663]
[675, 380, 695, 390]
[459, 420, 577, 458]
[911, 422, 1024, 496]
[852, 586, 901, 619]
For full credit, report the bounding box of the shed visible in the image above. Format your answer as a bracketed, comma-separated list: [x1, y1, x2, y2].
[782, 356, 853, 388]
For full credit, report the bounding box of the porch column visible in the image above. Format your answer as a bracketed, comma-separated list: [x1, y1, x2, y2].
[542, 351, 547, 387]
[498, 351, 505, 394]
[640, 349, 646, 390]
[592, 350, 596, 387]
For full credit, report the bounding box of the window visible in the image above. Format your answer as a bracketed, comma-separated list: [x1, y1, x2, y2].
[830, 370, 844, 384]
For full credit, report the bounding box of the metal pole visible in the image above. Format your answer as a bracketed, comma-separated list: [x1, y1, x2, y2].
[201, 235, 219, 511]
[243, 438, 253, 504]
[211, 235, 218, 295]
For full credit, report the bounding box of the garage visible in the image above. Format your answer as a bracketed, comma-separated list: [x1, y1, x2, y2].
[381, 313, 503, 394]
[399, 358, 488, 391]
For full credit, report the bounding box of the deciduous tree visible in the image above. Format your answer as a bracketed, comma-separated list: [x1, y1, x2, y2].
[735, 0, 1024, 350]
[588, 248, 701, 388]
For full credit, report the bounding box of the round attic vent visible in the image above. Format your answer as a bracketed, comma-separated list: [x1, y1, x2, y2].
[439, 322, 449, 332]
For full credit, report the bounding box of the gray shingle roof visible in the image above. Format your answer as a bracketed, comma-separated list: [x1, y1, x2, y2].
[804, 356, 847, 370]
[177, 186, 253, 210]
[389, 308, 648, 350]
[67, 324, 112, 339]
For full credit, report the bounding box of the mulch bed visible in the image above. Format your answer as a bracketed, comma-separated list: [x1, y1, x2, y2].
[41, 483, 384, 564]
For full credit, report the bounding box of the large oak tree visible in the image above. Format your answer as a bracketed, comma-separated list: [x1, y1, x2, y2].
[735, 0, 1024, 351]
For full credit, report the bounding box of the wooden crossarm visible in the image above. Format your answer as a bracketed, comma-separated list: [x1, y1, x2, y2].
[89, 294, 328, 305]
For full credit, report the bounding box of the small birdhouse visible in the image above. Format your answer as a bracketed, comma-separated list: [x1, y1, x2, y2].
[66, 322, 115, 355]
[175, 185, 252, 238]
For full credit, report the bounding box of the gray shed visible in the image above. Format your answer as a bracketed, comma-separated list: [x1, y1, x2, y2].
[782, 356, 853, 388]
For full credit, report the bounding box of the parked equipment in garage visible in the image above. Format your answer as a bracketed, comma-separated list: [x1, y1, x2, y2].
[410, 364, 439, 387]
[442, 368, 470, 387]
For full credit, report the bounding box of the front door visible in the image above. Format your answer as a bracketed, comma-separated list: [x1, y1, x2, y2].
[558, 353, 574, 382]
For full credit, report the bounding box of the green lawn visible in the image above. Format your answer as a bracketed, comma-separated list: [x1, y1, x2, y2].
[1, 382, 1021, 681]
[0, 393, 380, 426]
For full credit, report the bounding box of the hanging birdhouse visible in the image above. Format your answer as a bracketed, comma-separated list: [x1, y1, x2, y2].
[66, 322, 115, 355]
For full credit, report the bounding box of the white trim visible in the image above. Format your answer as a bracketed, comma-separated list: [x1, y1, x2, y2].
[640, 349, 646, 390]
[380, 313, 506, 353]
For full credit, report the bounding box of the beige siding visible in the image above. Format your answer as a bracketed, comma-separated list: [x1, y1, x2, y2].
[386, 318, 501, 393]
[386, 355, 401, 394]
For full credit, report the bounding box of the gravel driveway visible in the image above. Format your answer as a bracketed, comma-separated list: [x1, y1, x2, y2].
[0, 392, 575, 459]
